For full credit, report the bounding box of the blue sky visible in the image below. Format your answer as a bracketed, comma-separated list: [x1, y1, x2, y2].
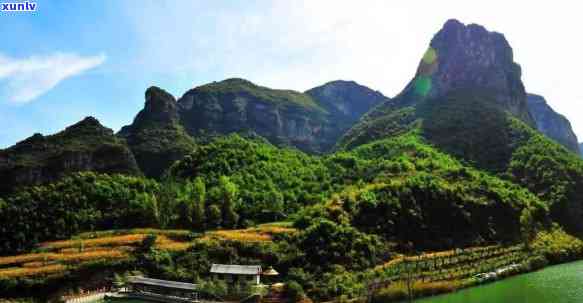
[1, 1, 582, 148]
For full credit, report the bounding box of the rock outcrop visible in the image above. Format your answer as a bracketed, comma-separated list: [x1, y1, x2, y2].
[177, 78, 384, 153]
[394, 19, 533, 123]
[118, 86, 196, 178]
[526, 94, 580, 153]
[0, 117, 140, 194]
[410, 19, 532, 124]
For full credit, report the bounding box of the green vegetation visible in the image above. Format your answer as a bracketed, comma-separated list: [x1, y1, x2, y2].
[310, 133, 547, 248]
[530, 225, 583, 264]
[341, 89, 583, 237]
[416, 91, 583, 236]
[1, 106, 583, 302]
[169, 134, 335, 221]
[0, 117, 139, 194]
[507, 121, 583, 236]
[0, 171, 242, 255]
[1, 117, 129, 167]
[1, 132, 552, 254]
[194, 78, 326, 113]
[337, 106, 418, 150]
[4, 18, 583, 301]
[419, 90, 520, 172]
[120, 119, 195, 178]
[0, 173, 159, 254]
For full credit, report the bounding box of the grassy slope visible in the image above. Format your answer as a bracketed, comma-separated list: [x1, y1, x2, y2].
[194, 78, 326, 113]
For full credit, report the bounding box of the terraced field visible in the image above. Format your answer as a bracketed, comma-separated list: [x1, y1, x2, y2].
[0, 224, 298, 280]
[202, 222, 297, 242]
[0, 232, 190, 280]
[374, 245, 527, 283]
[368, 244, 533, 301]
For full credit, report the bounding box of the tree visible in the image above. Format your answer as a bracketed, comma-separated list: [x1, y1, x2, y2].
[177, 200, 193, 228]
[286, 281, 305, 302]
[157, 178, 180, 228]
[298, 219, 385, 271]
[219, 176, 239, 228]
[192, 177, 206, 230]
[267, 190, 284, 214]
[207, 204, 222, 228]
[134, 234, 158, 270]
[520, 206, 535, 251]
[137, 234, 158, 254]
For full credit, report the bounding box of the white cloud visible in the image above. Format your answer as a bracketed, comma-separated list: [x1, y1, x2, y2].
[0, 52, 106, 104]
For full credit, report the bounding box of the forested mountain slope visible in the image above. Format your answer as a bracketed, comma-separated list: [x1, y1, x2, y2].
[0, 117, 139, 195]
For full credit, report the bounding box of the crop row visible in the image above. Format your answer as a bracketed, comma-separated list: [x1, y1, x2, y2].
[38, 234, 148, 250]
[369, 245, 527, 289]
[76, 228, 194, 240]
[0, 264, 66, 279]
[0, 235, 191, 270]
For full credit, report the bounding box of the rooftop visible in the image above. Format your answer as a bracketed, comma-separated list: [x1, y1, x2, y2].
[127, 276, 198, 291]
[210, 264, 262, 275]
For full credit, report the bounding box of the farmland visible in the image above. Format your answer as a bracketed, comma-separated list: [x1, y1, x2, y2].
[0, 224, 297, 280]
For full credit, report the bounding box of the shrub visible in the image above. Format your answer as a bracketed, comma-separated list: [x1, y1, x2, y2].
[286, 281, 305, 302]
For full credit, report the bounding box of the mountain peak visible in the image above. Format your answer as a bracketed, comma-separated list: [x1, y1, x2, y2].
[62, 116, 113, 137]
[419, 19, 518, 96]
[143, 86, 178, 123]
[221, 78, 256, 86]
[192, 78, 258, 93]
[306, 80, 388, 116]
[315, 80, 360, 87]
[402, 19, 533, 125]
[71, 116, 102, 127]
[439, 18, 493, 38]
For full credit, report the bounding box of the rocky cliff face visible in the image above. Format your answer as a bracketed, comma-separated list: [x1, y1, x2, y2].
[177, 78, 386, 153]
[526, 94, 580, 153]
[341, 19, 535, 148]
[0, 117, 140, 194]
[118, 86, 196, 178]
[306, 80, 389, 141]
[410, 19, 532, 124]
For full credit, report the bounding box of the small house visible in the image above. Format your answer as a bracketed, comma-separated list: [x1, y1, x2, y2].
[210, 264, 262, 285]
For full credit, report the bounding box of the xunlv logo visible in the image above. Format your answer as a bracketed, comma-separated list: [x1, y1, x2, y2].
[1, 1, 37, 12]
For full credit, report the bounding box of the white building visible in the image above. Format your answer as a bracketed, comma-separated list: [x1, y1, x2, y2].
[210, 264, 262, 285]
